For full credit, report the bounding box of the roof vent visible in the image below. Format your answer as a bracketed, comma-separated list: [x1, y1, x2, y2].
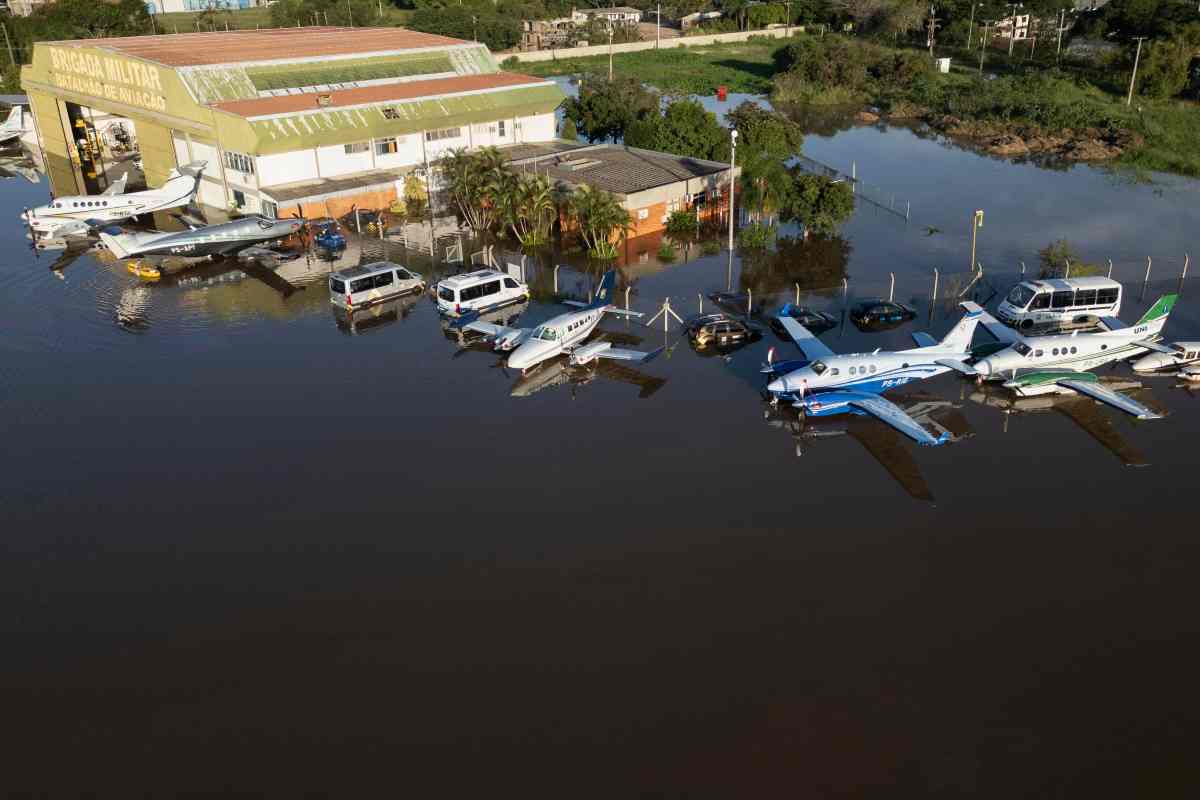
[560, 158, 603, 172]
[316, 94, 332, 107]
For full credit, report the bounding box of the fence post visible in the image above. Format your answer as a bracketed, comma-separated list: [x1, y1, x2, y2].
[1020, 260, 1026, 276]
[1182, 253, 1189, 280]
[747, 288, 753, 316]
[554, 264, 559, 294]
[842, 277, 848, 306]
[698, 291, 703, 314]
[1142, 256, 1152, 301]
[795, 283, 800, 305]
[905, 201, 910, 221]
[1064, 258, 1070, 279]
[625, 286, 631, 314]
[931, 268, 939, 303]
[1107, 259, 1113, 279]
[889, 272, 895, 302]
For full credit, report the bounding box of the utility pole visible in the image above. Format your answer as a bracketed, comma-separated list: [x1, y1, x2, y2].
[656, 4, 661, 49]
[785, 0, 791, 36]
[967, 2, 978, 50]
[979, 23, 990, 74]
[1006, 4, 1018, 58]
[1055, 8, 1066, 62]
[472, 15, 478, 42]
[969, 209, 984, 271]
[1, 23, 14, 67]
[1127, 36, 1147, 106]
[727, 129, 738, 252]
[608, 27, 613, 80]
[926, 5, 938, 56]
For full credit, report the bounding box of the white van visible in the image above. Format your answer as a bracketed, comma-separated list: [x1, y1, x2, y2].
[996, 276, 1122, 330]
[436, 269, 528, 317]
[329, 262, 424, 310]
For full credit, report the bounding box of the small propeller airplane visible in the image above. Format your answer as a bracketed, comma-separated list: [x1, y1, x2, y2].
[763, 302, 983, 447]
[968, 296, 1177, 420]
[21, 161, 207, 239]
[457, 269, 662, 373]
[99, 214, 304, 260]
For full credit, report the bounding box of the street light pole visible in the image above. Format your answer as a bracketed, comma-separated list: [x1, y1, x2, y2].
[969, 209, 984, 271]
[608, 27, 614, 80]
[785, 0, 791, 36]
[979, 22, 990, 74]
[656, 4, 661, 49]
[1127, 36, 1147, 106]
[967, 2, 978, 50]
[727, 129, 738, 253]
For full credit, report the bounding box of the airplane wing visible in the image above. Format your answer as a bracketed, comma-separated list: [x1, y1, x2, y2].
[933, 358, 977, 376]
[846, 393, 950, 447]
[962, 301, 1021, 344]
[778, 316, 835, 360]
[1058, 378, 1163, 420]
[462, 320, 524, 339]
[596, 346, 663, 362]
[1134, 340, 1176, 355]
[1098, 316, 1126, 332]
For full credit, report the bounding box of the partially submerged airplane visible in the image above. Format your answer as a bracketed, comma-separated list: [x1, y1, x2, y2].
[99, 214, 303, 260]
[459, 269, 661, 373]
[969, 296, 1176, 419]
[1131, 340, 1200, 379]
[763, 302, 982, 446]
[22, 161, 206, 239]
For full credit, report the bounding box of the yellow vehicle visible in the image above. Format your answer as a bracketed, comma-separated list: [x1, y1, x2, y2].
[126, 261, 161, 281]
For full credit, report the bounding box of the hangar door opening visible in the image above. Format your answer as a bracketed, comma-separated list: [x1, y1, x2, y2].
[61, 100, 151, 196]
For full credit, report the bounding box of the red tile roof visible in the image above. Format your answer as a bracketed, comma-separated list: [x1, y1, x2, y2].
[43, 27, 469, 68]
[211, 72, 549, 118]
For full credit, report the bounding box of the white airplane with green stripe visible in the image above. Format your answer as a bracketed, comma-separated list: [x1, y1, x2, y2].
[967, 295, 1179, 419]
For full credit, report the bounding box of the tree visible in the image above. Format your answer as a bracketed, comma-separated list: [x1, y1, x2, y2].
[1135, 25, 1200, 99]
[505, 174, 558, 247]
[624, 98, 729, 161]
[782, 173, 856, 236]
[438, 147, 512, 234]
[269, 0, 380, 29]
[568, 184, 631, 260]
[14, 0, 151, 44]
[772, 36, 870, 91]
[739, 148, 792, 224]
[1037, 239, 1103, 278]
[725, 101, 804, 163]
[561, 75, 660, 143]
[560, 116, 578, 140]
[407, 5, 521, 51]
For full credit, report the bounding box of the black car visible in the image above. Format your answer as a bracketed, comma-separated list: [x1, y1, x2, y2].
[849, 299, 917, 331]
[707, 291, 765, 318]
[768, 303, 838, 337]
[686, 313, 763, 350]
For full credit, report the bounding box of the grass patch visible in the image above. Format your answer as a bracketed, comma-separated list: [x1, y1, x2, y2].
[517, 41, 782, 95]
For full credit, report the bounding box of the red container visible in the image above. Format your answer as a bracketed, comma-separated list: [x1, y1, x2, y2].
[717, 85, 727, 101]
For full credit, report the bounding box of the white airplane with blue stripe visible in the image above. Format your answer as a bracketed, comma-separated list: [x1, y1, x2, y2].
[764, 302, 983, 447]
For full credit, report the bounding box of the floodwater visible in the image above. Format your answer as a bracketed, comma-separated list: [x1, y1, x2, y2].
[3, 108, 1200, 796]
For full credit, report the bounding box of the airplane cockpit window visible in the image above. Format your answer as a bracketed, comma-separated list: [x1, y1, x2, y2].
[533, 326, 557, 341]
[811, 361, 827, 375]
[257, 218, 275, 230]
[1173, 344, 1187, 353]
[1014, 343, 1032, 356]
[1007, 285, 1036, 308]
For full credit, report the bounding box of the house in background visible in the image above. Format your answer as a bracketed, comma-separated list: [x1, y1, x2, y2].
[571, 6, 642, 27]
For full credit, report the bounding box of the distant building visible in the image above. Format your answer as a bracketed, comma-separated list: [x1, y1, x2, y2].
[7, 0, 50, 17]
[520, 18, 574, 52]
[146, 0, 263, 13]
[571, 6, 642, 27]
[995, 13, 1033, 40]
[679, 11, 723, 31]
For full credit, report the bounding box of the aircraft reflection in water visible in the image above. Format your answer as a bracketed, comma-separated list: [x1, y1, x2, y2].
[968, 377, 1168, 467]
[334, 293, 422, 336]
[764, 392, 974, 502]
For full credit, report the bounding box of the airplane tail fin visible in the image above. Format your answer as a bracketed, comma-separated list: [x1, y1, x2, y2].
[0, 105, 21, 132]
[99, 231, 132, 259]
[916, 304, 982, 353]
[588, 269, 618, 310]
[1134, 294, 1177, 334]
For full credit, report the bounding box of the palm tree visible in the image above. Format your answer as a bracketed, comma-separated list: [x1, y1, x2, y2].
[506, 174, 557, 247]
[567, 184, 631, 260]
[438, 146, 511, 234]
[738, 148, 791, 226]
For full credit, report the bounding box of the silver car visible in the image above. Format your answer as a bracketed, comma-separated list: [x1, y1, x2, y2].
[329, 262, 425, 310]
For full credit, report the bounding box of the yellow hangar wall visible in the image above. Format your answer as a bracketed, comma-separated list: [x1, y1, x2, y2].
[20, 43, 248, 198]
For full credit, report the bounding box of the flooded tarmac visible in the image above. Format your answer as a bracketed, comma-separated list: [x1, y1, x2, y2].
[3, 119, 1200, 796]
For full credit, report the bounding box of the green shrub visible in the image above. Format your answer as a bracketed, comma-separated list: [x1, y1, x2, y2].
[700, 239, 722, 256]
[657, 241, 678, 261]
[665, 210, 699, 235]
[738, 222, 775, 250]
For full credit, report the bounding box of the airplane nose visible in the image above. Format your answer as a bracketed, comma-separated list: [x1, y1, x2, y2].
[975, 359, 991, 377]
[767, 377, 786, 395]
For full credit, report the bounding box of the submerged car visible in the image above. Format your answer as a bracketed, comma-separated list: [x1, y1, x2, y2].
[707, 291, 765, 317]
[849, 299, 917, 331]
[686, 313, 763, 349]
[768, 303, 838, 337]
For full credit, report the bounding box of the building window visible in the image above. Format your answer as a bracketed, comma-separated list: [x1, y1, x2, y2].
[424, 127, 461, 142]
[382, 107, 400, 120]
[261, 199, 278, 219]
[497, 120, 506, 137]
[692, 191, 706, 207]
[223, 150, 255, 175]
[232, 189, 246, 208]
[375, 137, 398, 155]
[344, 141, 369, 155]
